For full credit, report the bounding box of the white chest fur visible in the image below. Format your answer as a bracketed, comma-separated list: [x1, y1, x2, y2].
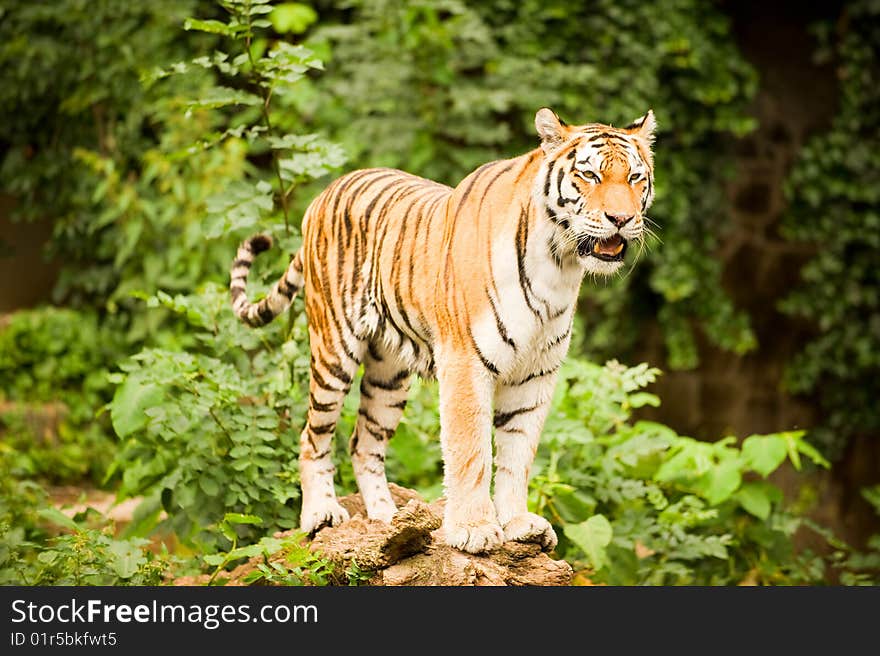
[470, 216, 583, 381]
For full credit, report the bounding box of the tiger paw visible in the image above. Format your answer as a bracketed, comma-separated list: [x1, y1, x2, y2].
[503, 512, 558, 551]
[300, 500, 350, 536]
[445, 519, 505, 554]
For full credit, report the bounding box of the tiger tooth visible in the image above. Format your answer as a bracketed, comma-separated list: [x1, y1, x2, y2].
[593, 242, 601, 254]
[613, 242, 624, 255]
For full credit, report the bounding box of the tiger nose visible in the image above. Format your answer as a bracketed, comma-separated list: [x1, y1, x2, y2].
[605, 212, 634, 228]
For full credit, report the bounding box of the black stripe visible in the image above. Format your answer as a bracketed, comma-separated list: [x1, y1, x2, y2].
[547, 236, 564, 270]
[509, 364, 560, 387]
[311, 363, 345, 393]
[232, 258, 251, 269]
[494, 404, 539, 429]
[548, 305, 568, 320]
[277, 276, 295, 298]
[466, 324, 500, 376]
[309, 422, 336, 435]
[544, 159, 554, 198]
[367, 341, 384, 362]
[543, 327, 571, 351]
[625, 116, 646, 129]
[257, 304, 275, 324]
[587, 132, 628, 142]
[358, 407, 383, 427]
[358, 408, 395, 440]
[557, 167, 578, 206]
[515, 204, 542, 319]
[364, 370, 410, 391]
[309, 392, 337, 413]
[365, 425, 389, 442]
[546, 206, 569, 229]
[320, 356, 353, 386]
[332, 169, 380, 237]
[388, 399, 407, 410]
[486, 287, 516, 351]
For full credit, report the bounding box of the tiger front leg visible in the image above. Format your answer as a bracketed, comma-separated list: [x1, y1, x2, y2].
[492, 374, 559, 551]
[437, 353, 504, 554]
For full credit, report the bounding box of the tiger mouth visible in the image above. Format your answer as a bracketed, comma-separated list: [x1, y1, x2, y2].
[577, 234, 628, 261]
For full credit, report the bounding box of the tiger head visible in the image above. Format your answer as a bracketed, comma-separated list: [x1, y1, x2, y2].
[534, 108, 656, 275]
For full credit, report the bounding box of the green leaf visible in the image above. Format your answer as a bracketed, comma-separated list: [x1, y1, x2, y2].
[183, 18, 237, 36]
[700, 459, 742, 505]
[223, 513, 263, 526]
[199, 475, 220, 497]
[184, 87, 262, 111]
[628, 392, 660, 408]
[107, 540, 146, 579]
[785, 431, 830, 469]
[37, 507, 80, 532]
[271, 3, 317, 34]
[111, 378, 164, 438]
[203, 554, 227, 566]
[735, 482, 775, 519]
[742, 435, 788, 477]
[552, 489, 596, 523]
[564, 514, 613, 570]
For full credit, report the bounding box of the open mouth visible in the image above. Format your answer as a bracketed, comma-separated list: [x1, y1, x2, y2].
[577, 234, 628, 261]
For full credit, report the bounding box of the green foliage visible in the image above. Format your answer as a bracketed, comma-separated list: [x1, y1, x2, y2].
[532, 359, 831, 585]
[105, 0, 347, 552]
[204, 513, 333, 585]
[0, 0, 214, 305]
[835, 486, 880, 585]
[0, 308, 123, 482]
[110, 282, 308, 549]
[780, 1, 880, 458]
[304, 0, 758, 368]
[0, 459, 173, 585]
[109, 281, 444, 550]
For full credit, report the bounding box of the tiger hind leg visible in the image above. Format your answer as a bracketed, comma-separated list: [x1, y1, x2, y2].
[350, 342, 411, 523]
[299, 336, 364, 536]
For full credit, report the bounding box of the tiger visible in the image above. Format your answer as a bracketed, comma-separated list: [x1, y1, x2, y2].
[229, 108, 656, 554]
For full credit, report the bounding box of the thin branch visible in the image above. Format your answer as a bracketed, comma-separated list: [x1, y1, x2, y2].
[245, 19, 290, 234]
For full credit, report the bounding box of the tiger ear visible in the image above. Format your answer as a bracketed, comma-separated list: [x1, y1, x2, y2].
[626, 109, 657, 143]
[535, 108, 568, 154]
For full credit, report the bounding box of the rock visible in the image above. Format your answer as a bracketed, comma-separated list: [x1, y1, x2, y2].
[313, 485, 572, 586]
[172, 485, 572, 586]
[310, 497, 441, 571]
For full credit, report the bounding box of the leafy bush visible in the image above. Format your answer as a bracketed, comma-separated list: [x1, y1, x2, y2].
[0, 455, 173, 585]
[204, 513, 334, 586]
[0, 308, 123, 482]
[105, 0, 348, 552]
[109, 282, 443, 551]
[780, 0, 880, 458]
[534, 357, 831, 585]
